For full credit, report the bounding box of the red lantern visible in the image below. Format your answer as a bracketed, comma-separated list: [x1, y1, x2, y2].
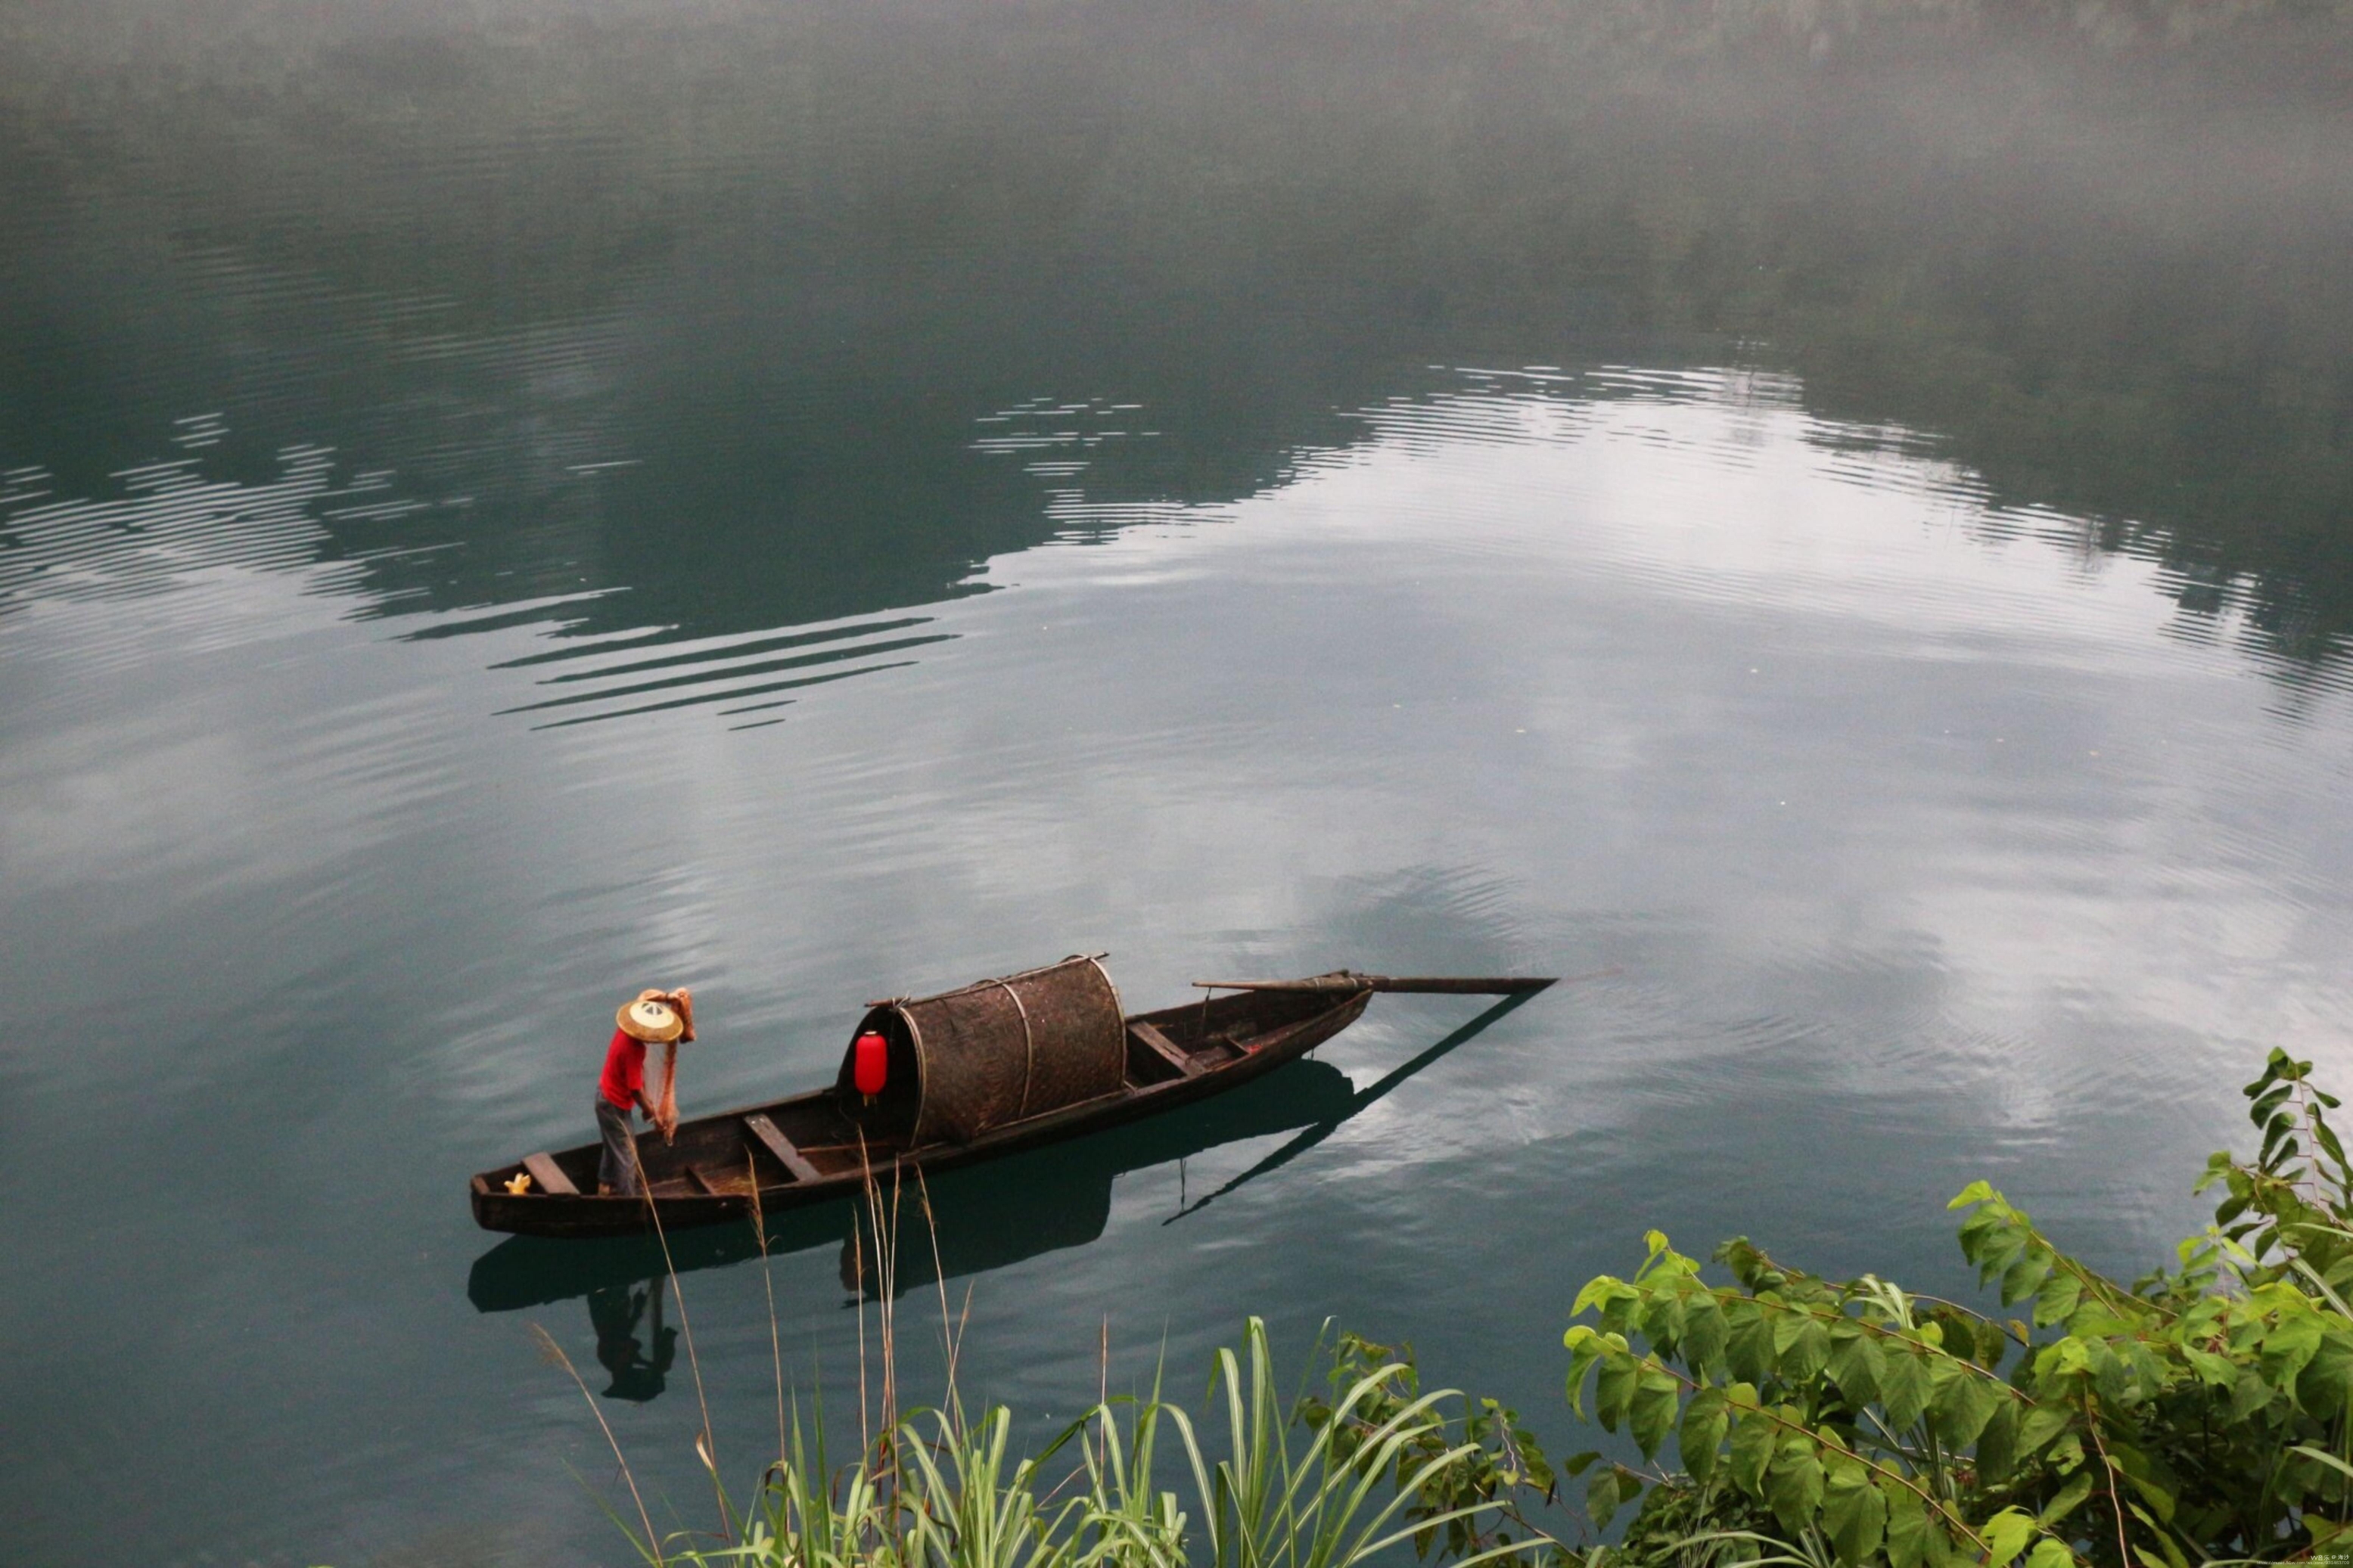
[853, 1030, 890, 1097]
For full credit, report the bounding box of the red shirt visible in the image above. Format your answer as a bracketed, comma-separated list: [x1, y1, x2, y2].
[599, 1029, 647, 1110]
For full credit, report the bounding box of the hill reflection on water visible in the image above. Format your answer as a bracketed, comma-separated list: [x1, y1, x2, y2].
[4, 0, 2349, 685]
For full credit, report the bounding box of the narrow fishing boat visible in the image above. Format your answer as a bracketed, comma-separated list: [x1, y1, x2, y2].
[468, 956, 1554, 1239]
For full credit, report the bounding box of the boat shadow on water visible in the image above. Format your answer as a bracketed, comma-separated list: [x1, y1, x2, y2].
[466, 993, 1537, 1395]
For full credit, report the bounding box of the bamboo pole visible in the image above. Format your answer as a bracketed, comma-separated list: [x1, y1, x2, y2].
[1190, 973, 1559, 995]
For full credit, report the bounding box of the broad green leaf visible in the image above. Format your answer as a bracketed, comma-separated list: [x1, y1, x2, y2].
[1629, 1367, 1680, 1461]
[1782, 1316, 1832, 1383]
[2090, 1340, 2132, 1405]
[1975, 1398, 2019, 1483]
[2122, 1467, 2176, 1526]
[1974, 1221, 2031, 1283]
[1594, 1352, 1639, 1432]
[1640, 1290, 1687, 1351]
[1726, 1302, 1776, 1386]
[1729, 1409, 1776, 1499]
[1587, 1464, 1624, 1531]
[2119, 1339, 2165, 1405]
[1573, 1276, 1628, 1318]
[1765, 1436, 1826, 1538]
[1679, 1389, 1728, 1486]
[1927, 1363, 1998, 1448]
[2016, 1402, 2072, 1458]
[1980, 1507, 2035, 1568]
[2032, 1271, 2082, 1328]
[2229, 1368, 2276, 1424]
[1879, 1346, 1933, 1430]
[1683, 1295, 1730, 1375]
[2001, 1250, 2053, 1305]
[1927, 1518, 1976, 1568]
[2299, 1330, 2353, 1420]
[2037, 1468, 2093, 1527]
[1821, 1456, 1886, 1567]
[1565, 1327, 1608, 1416]
[2023, 1539, 2074, 1568]
[1826, 1327, 1885, 1407]
[1881, 1477, 1929, 1568]
[1948, 1180, 1997, 1209]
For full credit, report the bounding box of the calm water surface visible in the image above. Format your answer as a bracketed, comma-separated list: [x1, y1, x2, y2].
[5, 4, 2353, 1563]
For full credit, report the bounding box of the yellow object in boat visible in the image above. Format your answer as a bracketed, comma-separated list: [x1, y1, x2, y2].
[505, 1172, 533, 1194]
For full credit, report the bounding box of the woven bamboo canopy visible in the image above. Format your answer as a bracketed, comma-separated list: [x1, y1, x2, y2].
[837, 955, 1127, 1144]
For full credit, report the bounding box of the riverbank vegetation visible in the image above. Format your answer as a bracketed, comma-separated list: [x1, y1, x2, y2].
[1564, 1048, 2353, 1568]
[555, 1049, 2353, 1568]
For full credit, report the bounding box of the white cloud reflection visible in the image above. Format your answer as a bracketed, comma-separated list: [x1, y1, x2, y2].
[8, 371, 2353, 1564]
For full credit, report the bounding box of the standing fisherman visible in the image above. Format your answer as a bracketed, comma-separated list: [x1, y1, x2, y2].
[598, 988, 694, 1196]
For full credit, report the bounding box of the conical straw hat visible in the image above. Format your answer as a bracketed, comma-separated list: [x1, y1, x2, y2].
[616, 992, 686, 1044]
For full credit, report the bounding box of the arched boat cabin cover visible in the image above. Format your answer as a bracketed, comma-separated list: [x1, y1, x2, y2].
[835, 955, 1127, 1145]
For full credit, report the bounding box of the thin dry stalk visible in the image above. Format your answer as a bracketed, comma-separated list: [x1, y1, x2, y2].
[748, 1154, 788, 1468]
[530, 1321, 664, 1566]
[955, 1282, 975, 1383]
[852, 1141, 922, 1549]
[861, 1154, 903, 1483]
[915, 1168, 965, 1421]
[630, 1138, 729, 1542]
[851, 1206, 872, 1464]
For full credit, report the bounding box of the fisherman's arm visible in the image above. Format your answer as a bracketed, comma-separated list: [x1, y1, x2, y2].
[636, 1089, 675, 1138]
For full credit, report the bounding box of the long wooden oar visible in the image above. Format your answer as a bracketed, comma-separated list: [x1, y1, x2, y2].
[1191, 971, 1563, 996]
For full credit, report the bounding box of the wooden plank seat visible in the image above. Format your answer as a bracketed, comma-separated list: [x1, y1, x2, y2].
[743, 1113, 823, 1183]
[685, 1164, 756, 1197]
[522, 1151, 580, 1197]
[1129, 1020, 1205, 1078]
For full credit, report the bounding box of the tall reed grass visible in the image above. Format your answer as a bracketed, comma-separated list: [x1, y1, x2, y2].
[543, 1167, 1562, 1568]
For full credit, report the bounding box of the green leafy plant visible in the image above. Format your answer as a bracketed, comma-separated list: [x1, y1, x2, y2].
[637, 1318, 1548, 1568]
[1298, 1330, 1564, 1560]
[1559, 1051, 2353, 1568]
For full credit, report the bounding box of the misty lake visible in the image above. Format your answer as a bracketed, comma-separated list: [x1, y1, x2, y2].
[4, 3, 2351, 1563]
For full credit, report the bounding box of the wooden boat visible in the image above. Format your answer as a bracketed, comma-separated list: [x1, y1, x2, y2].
[465, 1056, 1369, 1312]
[469, 958, 1554, 1240]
